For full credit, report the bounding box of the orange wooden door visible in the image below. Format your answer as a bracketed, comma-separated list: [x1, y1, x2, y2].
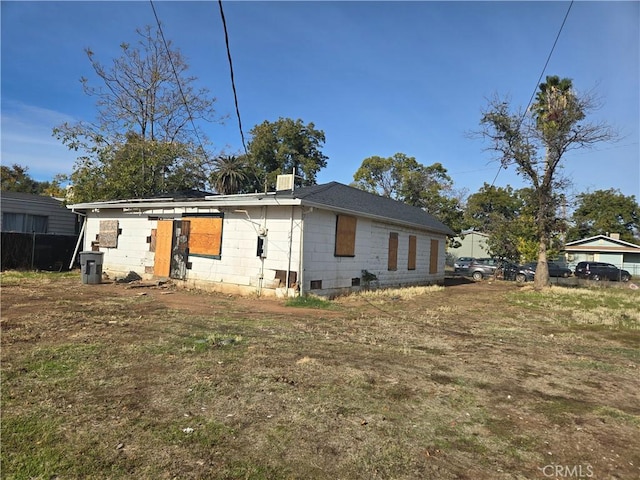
[154, 220, 173, 277]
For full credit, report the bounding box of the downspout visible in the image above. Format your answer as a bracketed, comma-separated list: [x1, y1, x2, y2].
[298, 208, 305, 296]
[285, 205, 295, 297]
[285, 169, 297, 297]
[258, 205, 267, 297]
[69, 212, 87, 270]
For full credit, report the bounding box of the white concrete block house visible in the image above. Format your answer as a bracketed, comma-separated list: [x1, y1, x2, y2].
[68, 182, 454, 297]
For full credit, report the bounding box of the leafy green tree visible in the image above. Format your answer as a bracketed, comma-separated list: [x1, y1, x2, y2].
[1, 164, 66, 197]
[352, 154, 401, 197]
[353, 153, 465, 235]
[466, 185, 564, 263]
[519, 188, 566, 262]
[1, 164, 39, 193]
[567, 189, 639, 244]
[53, 26, 220, 202]
[64, 133, 209, 201]
[465, 184, 533, 261]
[477, 75, 614, 288]
[465, 184, 523, 260]
[246, 118, 328, 191]
[415, 177, 465, 239]
[464, 183, 522, 233]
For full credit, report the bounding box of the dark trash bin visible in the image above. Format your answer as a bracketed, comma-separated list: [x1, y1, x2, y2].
[80, 251, 104, 284]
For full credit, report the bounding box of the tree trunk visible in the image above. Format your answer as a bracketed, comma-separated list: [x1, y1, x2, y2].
[534, 236, 550, 289]
[535, 177, 552, 289]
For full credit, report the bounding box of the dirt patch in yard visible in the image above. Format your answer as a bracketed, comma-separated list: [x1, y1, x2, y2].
[2, 272, 639, 479]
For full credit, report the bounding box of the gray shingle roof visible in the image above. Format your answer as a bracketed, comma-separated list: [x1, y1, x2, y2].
[0, 191, 65, 206]
[276, 182, 455, 235]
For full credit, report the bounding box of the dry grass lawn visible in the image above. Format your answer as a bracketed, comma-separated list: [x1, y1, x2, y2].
[1, 272, 639, 479]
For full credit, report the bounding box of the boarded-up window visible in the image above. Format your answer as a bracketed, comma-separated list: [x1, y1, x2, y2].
[388, 232, 398, 271]
[148, 229, 157, 252]
[335, 215, 357, 257]
[274, 270, 297, 288]
[429, 239, 439, 274]
[408, 235, 417, 270]
[183, 217, 223, 257]
[99, 220, 119, 248]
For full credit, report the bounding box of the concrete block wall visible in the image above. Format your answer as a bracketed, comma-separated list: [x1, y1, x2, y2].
[83, 204, 446, 296]
[302, 209, 446, 296]
[83, 211, 155, 277]
[85, 206, 302, 294]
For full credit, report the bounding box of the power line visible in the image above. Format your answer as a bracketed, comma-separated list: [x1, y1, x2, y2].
[450, 165, 508, 176]
[149, 0, 207, 157]
[490, 0, 574, 187]
[218, 0, 247, 155]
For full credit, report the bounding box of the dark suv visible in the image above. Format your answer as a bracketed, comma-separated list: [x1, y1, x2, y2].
[574, 262, 631, 282]
[519, 262, 572, 280]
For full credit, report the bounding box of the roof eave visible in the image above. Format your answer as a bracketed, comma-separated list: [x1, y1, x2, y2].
[564, 234, 640, 249]
[68, 196, 303, 211]
[564, 246, 640, 253]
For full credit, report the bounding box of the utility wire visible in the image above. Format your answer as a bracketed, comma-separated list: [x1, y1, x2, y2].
[149, 0, 207, 158]
[218, 0, 248, 154]
[490, 0, 574, 187]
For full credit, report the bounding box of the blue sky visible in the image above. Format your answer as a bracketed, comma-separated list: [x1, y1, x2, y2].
[2, 1, 639, 200]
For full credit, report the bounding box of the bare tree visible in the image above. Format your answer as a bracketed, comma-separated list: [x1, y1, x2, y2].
[53, 25, 222, 201]
[478, 76, 615, 288]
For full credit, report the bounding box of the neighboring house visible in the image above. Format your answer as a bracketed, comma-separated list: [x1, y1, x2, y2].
[1, 191, 80, 270]
[1, 191, 77, 235]
[564, 234, 640, 277]
[447, 230, 491, 261]
[67, 181, 454, 297]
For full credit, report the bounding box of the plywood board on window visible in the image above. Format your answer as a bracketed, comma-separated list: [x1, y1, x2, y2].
[99, 220, 119, 248]
[408, 235, 417, 270]
[335, 215, 356, 257]
[429, 239, 439, 274]
[183, 217, 222, 256]
[388, 232, 398, 271]
[149, 229, 157, 252]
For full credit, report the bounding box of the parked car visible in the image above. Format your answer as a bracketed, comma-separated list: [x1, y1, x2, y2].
[489, 261, 535, 283]
[549, 262, 572, 278]
[574, 262, 631, 282]
[454, 256, 475, 273]
[468, 258, 499, 281]
[519, 261, 572, 281]
[511, 264, 535, 283]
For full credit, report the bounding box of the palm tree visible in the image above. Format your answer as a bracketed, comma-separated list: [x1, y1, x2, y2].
[480, 75, 615, 289]
[533, 75, 584, 143]
[211, 155, 249, 195]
